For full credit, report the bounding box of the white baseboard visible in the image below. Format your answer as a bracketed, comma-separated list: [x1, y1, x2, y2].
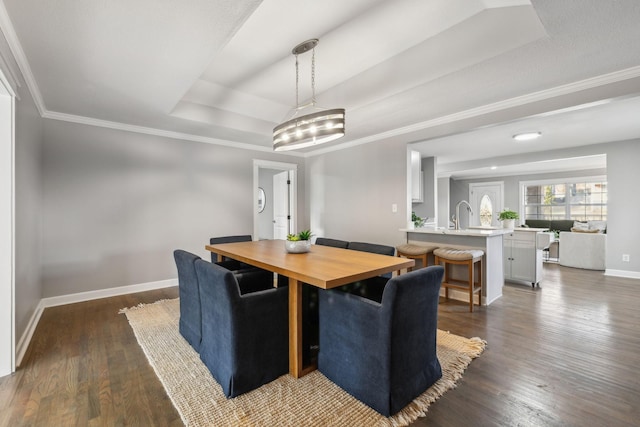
[15, 278, 177, 367]
[39, 278, 177, 308]
[15, 302, 44, 369]
[604, 269, 640, 279]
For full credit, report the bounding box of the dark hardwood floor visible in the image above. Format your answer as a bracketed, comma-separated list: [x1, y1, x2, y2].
[0, 288, 182, 427]
[1, 264, 639, 426]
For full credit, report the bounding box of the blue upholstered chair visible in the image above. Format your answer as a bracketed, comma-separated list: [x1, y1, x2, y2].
[318, 265, 444, 416]
[195, 259, 289, 398]
[210, 234, 274, 286]
[315, 237, 349, 249]
[289, 237, 350, 364]
[347, 241, 395, 276]
[209, 234, 253, 268]
[173, 249, 203, 352]
[174, 248, 275, 353]
[341, 241, 396, 301]
[347, 241, 395, 256]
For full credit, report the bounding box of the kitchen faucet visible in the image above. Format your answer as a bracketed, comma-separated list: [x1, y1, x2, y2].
[454, 200, 474, 230]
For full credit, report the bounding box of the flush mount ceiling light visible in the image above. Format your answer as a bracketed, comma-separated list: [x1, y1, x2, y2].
[513, 131, 542, 141]
[273, 39, 345, 151]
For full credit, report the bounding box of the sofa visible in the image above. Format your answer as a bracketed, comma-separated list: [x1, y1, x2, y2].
[559, 231, 606, 270]
[524, 219, 574, 233]
[525, 219, 606, 270]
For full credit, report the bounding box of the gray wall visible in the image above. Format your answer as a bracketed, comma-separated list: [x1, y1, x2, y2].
[448, 139, 640, 274]
[412, 156, 436, 221]
[10, 79, 640, 348]
[40, 120, 305, 297]
[437, 177, 450, 228]
[606, 139, 640, 272]
[307, 138, 408, 247]
[306, 136, 640, 278]
[450, 168, 607, 220]
[14, 72, 44, 341]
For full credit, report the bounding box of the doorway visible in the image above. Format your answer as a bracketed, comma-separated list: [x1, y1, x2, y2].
[253, 160, 298, 241]
[272, 171, 290, 239]
[469, 182, 504, 227]
[0, 70, 15, 376]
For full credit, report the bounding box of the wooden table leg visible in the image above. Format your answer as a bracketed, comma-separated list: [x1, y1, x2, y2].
[288, 278, 303, 378]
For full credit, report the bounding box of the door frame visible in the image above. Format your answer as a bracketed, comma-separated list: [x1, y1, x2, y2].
[469, 181, 504, 227]
[272, 170, 290, 240]
[0, 68, 15, 376]
[253, 160, 298, 241]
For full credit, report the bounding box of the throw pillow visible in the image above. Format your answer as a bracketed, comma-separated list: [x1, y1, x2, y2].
[588, 220, 607, 232]
[572, 221, 589, 231]
[571, 227, 600, 233]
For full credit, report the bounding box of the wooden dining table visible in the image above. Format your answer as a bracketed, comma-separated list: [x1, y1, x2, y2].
[205, 239, 414, 378]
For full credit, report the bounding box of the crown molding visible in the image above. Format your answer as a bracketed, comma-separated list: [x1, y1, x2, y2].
[43, 61, 640, 158]
[1, 0, 639, 158]
[0, 2, 44, 113]
[306, 65, 640, 157]
[42, 110, 295, 154]
[0, 47, 20, 99]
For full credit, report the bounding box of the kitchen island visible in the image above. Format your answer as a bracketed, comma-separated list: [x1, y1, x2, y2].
[401, 227, 511, 306]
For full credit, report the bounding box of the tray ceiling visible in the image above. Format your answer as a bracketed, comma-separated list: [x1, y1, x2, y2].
[2, 0, 640, 164]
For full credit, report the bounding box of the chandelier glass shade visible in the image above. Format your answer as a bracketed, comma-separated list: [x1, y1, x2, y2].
[273, 39, 345, 151]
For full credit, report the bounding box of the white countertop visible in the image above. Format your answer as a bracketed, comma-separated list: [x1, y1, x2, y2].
[401, 226, 511, 237]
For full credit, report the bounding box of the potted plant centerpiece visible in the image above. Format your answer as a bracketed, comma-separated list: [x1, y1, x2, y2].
[498, 209, 519, 229]
[285, 230, 313, 253]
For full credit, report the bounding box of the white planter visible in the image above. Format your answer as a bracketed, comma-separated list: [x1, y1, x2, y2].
[502, 219, 515, 229]
[285, 240, 311, 253]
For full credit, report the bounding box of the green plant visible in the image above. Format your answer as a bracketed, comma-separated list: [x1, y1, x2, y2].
[411, 211, 426, 227]
[287, 230, 313, 241]
[498, 209, 519, 221]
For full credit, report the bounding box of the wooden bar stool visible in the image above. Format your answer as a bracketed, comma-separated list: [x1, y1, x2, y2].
[433, 248, 484, 312]
[396, 244, 438, 275]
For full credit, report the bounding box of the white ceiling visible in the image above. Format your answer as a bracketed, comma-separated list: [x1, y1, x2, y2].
[2, 0, 640, 173]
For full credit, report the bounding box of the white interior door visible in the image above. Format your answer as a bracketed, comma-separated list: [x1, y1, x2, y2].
[273, 171, 290, 240]
[469, 182, 504, 227]
[253, 160, 297, 242]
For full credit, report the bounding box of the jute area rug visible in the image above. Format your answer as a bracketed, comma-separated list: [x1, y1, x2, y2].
[121, 298, 486, 427]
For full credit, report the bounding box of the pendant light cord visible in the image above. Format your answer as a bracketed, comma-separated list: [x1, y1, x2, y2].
[295, 53, 299, 110]
[294, 47, 317, 110]
[311, 47, 316, 106]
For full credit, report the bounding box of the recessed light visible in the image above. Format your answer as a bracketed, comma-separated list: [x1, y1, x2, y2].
[513, 132, 542, 141]
[490, 166, 497, 170]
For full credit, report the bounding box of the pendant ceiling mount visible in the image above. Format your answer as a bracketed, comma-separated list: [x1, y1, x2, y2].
[292, 39, 318, 55]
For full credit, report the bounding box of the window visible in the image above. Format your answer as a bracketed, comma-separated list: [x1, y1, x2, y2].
[522, 177, 607, 221]
[479, 194, 493, 226]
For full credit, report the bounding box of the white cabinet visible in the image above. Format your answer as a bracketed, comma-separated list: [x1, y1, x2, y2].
[504, 230, 544, 286]
[410, 151, 423, 203]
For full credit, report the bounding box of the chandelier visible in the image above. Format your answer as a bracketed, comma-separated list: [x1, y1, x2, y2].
[273, 39, 345, 151]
